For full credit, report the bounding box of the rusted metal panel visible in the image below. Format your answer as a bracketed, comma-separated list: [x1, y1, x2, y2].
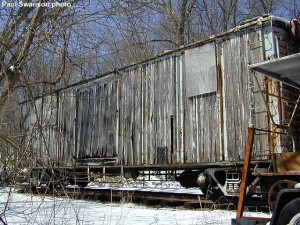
[275, 152, 300, 172]
[236, 127, 255, 219]
[281, 85, 300, 150]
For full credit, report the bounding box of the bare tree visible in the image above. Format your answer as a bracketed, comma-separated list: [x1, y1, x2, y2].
[0, 2, 77, 103]
[279, 0, 300, 18]
[0, 0, 299, 223]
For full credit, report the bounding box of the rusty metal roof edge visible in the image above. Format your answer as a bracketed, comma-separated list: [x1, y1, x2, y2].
[249, 53, 300, 89]
[249, 52, 300, 68]
[20, 15, 286, 104]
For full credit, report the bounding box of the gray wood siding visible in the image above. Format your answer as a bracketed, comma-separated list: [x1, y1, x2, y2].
[220, 30, 268, 161]
[20, 95, 58, 166]
[185, 93, 220, 163]
[20, 19, 297, 167]
[57, 89, 76, 165]
[120, 56, 178, 165]
[120, 67, 143, 165]
[74, 76, 117, 159]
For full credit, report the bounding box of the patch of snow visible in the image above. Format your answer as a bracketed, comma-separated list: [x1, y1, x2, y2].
[87, 173, 204, 195]
[295, 183, 300, 188]
[0, 187, 271, 225]
[89, 173, 184, 189]
[85, 185, 203, 195]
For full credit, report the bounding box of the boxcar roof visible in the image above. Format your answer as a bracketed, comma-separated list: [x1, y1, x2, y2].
[20, 15, 290, 104]
[250, 53, 300, 89]
[58, 15, 288, 91]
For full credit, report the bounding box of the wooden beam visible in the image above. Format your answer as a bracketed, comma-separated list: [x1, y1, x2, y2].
[236, 127, 255, 219]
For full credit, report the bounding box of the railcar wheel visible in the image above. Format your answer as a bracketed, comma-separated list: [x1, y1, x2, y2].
[277, 198, 300, 225]
[268, 179, 297, 211]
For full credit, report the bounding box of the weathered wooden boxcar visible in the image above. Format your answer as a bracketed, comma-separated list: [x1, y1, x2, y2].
[20, 15, 300, 195]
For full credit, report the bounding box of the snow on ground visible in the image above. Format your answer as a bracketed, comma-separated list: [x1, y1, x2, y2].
[89, 173, 186, 189]
[87, 173, 204, 195]
[0, 187, 270, 225]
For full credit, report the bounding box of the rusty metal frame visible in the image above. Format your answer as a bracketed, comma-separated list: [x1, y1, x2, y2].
[236, 127, 255, 219]
[252, 72, 298, 154]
